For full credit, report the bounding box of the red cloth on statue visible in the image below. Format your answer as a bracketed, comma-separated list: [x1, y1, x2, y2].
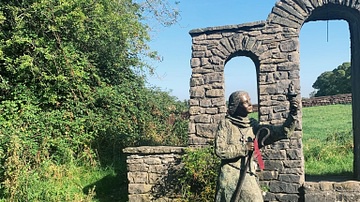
[254, 139, 264, 170]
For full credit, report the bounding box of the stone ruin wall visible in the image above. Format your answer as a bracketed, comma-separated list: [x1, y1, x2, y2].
[302, 93, 352, 107]
[123, 146, 185, 201]
[123, 0, 360, 201]
[250, 93, 352, 111]
[188, 20, 304, 201]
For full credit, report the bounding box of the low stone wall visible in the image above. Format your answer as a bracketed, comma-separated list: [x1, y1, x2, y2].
[122, 146, 185, 202]
[304, 180, 360, 202]
[250, 93, 351, 112]
[302, 94, 352, 108]
[123, 146, 360, 201]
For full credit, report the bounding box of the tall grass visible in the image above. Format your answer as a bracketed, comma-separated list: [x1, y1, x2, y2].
[302, 104, 353, 176]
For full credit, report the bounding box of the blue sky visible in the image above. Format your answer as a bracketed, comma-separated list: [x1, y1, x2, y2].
[146, 0, 350, 102]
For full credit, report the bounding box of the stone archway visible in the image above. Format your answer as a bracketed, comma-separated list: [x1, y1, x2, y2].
[189, 0, 360, 200]
[268, 0, 360, 181]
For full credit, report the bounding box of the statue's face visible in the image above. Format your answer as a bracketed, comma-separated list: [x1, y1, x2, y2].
[235, 93, 253, 117]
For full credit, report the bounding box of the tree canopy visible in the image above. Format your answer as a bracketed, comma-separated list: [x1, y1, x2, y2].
[0, 0, 187, 200]
[312, 62, 351, 97]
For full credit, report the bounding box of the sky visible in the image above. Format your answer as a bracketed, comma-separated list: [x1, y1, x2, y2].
[145, 0, 350, 102]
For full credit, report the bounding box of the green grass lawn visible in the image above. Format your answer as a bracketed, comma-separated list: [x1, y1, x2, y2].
[302, 104, 353, 176]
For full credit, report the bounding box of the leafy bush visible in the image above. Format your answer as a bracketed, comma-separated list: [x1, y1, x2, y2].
[0, 0, 188, 200]
[177, 146, 220, 202]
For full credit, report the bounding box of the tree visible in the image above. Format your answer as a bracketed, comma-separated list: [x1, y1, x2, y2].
[312, 62, 351, 97]
[0, 0, 187, 200]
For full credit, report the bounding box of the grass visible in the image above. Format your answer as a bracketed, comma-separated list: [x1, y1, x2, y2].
[0, 155, 129, 202]
[302, 104, 353, 176]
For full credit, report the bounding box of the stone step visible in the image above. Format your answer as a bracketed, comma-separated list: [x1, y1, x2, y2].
[304, 180, 360, 202]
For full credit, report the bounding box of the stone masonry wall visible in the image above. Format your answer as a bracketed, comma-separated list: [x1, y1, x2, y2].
[304, 181, 360, 202]
[124, 0, 360, 201]
[187, 0, 360, 201]
[123, 146, 185, 202]
[188, 16, 304, 202]
[302, 93, 352, 107]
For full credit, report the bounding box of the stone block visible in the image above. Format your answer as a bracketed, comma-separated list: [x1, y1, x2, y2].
[211, 48, 226, 59]
[211, 97, 225, 107]
[196, 123, 217, 138]
[278, 173, 301, 183]
[219, 106, 227, 113]
[188, 134, 208, 145]
[190, 86, 205, 98]
[128, 184, 153, 194]
[277, 62, 298, 71]
[193, 114, 211, 123]
[337, 192, 360, 202]
[278, 1, 305, 20]
[200, 99, 211, 107]
[205, 107, 218, 114]
[264, 160, 284, 171]
[209, 56, 223, 65]
[189, 106, 203, 115]
[334, 181, 360, 191]
[203, 72, 223, 84]
[144, 158, 162, 165]
[273, 105, 287, 113]
[269, 181, 300, 193]
[260, 106, 271, 115]
[190, 77, 204, 87]
[286, 149, 301, 160]
[275, 193, 300, 202]
[190, 58, 201, 68]
[220, 38, 233, 53]
[259, 170, 279, 180]
[188, 123, 196, 134]
[189, 99, 199, 106]
[148, 173, 164, 184]
[149, 165, 167, 174]
[127, 163, 149, 172]
[231, 33, 244, 50]
[319, 181, 334, 191]
[192, 34, 206, 41]
[283, 160, 302, 168]
[270, 140, 290, 150]
[304, 192, 336, 202]
[262, 64, 277, 72]
[201, 57, 210, 66]
[192, 50, 206, 58]
[128, 194, 150, 202]
[304, 182, 321, 191]
[207, 33, 222, 39]
[128, 172, 148, 184]
[126, 158, 144, 164]
[263, 149, 286, 160]
[206, 89, 223, 97]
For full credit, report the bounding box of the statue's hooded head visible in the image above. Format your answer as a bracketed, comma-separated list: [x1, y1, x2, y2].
[227, 91, 249, 116]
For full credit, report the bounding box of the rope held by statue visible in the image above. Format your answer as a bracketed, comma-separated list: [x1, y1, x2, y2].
[230, 127, 270, 202]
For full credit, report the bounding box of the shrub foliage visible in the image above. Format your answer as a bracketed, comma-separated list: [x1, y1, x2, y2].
[0, 0, 188, 200]
[177, 146, 220, 201]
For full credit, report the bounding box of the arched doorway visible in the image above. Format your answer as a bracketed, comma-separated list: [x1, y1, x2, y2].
[301, 3, 360, 180]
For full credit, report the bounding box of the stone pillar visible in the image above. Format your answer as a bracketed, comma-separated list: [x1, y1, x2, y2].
[123, 146, 185, 201]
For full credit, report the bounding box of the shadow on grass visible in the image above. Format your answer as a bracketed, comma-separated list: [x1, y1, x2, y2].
[83, 153, 129, 202]
[305, 171, 355, 182]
